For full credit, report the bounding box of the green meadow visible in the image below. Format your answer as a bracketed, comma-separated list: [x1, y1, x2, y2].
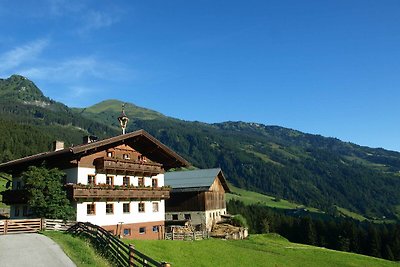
[125, 234, 398, 267]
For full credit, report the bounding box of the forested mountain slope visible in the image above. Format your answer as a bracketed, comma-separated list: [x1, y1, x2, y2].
[1, 75, 400, 220]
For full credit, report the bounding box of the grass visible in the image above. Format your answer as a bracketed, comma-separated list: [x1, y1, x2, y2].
[226, 184, 320, 212]
[125, 233, 398, 267]
[226, 184, 379, 222]
[42, 231, 111, 267]
[336, 206, 367, 221]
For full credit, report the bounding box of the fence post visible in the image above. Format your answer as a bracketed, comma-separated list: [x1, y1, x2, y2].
[40, 218, 45, 231]
[161, 262, 171, 267]
[129, 244, 135, 267]
[4, 219, 8, 235]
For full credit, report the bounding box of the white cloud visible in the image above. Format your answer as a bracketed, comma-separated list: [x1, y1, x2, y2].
[0, 39, 49, 74]
[78, 11, 117, 35]
[19, 56, 134, 82]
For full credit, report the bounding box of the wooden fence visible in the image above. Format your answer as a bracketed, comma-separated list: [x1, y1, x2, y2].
[0, 218, 42, 235]
[68, 221, 170, 267]
[165, 231, 209, 241]
[0, 218, 78, 235]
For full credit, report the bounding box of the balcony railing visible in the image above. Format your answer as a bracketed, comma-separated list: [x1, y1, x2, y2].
[66, 184, 170, 201]
[1, 189, 28, 205]
[93, 157, 163, 176]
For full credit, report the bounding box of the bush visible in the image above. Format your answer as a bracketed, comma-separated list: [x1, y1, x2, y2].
[231, 214, 248, 228]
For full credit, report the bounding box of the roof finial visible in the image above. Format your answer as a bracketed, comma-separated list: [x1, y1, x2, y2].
[118, 103, 129, 135]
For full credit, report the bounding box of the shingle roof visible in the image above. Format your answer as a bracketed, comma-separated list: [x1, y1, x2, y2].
[0, 129, 190, 173]
[165, 168, 230, 192]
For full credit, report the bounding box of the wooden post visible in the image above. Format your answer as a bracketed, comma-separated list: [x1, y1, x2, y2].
[4, 219, 8, 235]
[129, 244, 135, 267]
[40, 218, 45, 231]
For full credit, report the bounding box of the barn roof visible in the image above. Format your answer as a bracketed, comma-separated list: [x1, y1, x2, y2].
[0, 129, 190, 173]
[165, 168, 230, 193]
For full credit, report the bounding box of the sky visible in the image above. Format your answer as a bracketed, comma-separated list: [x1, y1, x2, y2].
[0, 0, 399, 152]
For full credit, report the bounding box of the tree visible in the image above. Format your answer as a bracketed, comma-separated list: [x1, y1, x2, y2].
[22, 166, 74, 220]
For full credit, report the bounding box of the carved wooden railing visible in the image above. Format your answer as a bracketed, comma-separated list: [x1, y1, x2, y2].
[66, 184, 170, 201]
[94, 157, 164, 176]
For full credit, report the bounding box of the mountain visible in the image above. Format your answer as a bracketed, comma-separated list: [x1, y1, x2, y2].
[0, 75, 118, 161]
[1, 75, 400, 220]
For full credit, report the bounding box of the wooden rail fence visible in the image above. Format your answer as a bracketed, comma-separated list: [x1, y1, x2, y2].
[165, 231, 209, 241]
[68, 221, 170, 267]
[0, 218, 78, 235]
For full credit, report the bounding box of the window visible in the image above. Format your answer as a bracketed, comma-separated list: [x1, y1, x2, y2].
[14, 207, 20, 217]
[106, 176, 114, 186]
[87, 175, 96, 185]
[139, 202, 145, 213]
[123, 176, 130, 186]
[123, 228, 131, 236]
[184, 214, 191, 220]
[152, 226, 159, 233]
[152, 178, 158, 188]
[107, 151, 114, 158]
[172, 214, 178, 220]
[152, 202, 159, 212]
[139, 227, 146, 234]
[87, 203, 96, 215]
[123, 154, 130, 159]
[138, 177, 144, 187]
[106, 203, 114, 214]
[123, 203, 130, 213]
[23, 206, 28, 216]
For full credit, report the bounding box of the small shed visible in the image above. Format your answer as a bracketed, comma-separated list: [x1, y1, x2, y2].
[165, 168, 230, 231]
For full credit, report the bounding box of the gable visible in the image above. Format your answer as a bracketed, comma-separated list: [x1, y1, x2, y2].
[165, 168, 231, 193]
[0, 130, 190, 174]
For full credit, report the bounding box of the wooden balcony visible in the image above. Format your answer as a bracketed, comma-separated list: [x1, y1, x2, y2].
[1, 190, 28, 205]
[66, 184, 170, 201]
[93, 157, 163, 176]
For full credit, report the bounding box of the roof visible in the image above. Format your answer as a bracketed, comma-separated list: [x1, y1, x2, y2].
[0, 129, 190, 173]
[165, 168, 230, 193]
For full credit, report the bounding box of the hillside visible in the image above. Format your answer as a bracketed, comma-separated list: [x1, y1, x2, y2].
[1, 75, 400, 220]
[124, 234, 398, 267]
[0, 75, 119, 161]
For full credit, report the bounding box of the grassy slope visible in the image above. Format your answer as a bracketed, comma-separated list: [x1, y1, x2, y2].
[42, 231, 111, 267]
[226, 184, 383, 222]
[226, 184, 321, 212]
[77, 99, 165, 121]
[125, 234, 398, 267]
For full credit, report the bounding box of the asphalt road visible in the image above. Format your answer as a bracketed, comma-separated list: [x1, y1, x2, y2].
[0, 233, 76, 267]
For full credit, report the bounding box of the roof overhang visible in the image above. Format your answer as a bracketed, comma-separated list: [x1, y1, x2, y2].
[0, 129, 190, 174]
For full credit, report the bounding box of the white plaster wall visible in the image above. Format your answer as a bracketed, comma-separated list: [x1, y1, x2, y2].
[165, 208, 227, 231]
[76, 200, 165, 226]
[74, 167, 164, 187]
[77, 167, 96, 184]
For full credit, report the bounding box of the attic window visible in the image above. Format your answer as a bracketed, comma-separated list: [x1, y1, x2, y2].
[107, 151, 114, 158]
[123, 153, 130, 159]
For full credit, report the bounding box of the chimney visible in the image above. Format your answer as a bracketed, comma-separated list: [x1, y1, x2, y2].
[82, 135, 91, 144]
[53, 141, 64, 151]
[83, 135, 99, 144]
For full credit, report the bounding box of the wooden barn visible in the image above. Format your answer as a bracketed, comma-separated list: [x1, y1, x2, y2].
[164, 168, 230, 231]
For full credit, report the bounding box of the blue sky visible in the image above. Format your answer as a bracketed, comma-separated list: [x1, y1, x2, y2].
[0, 1, 399, 151]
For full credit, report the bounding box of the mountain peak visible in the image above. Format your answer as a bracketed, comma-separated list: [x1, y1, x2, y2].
[82, 99, 166, 121]
[0, 74, 48, 103]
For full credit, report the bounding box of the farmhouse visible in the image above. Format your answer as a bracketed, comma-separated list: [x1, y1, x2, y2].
[0, 130, 190, 240]
[164, 168, 231, 231]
